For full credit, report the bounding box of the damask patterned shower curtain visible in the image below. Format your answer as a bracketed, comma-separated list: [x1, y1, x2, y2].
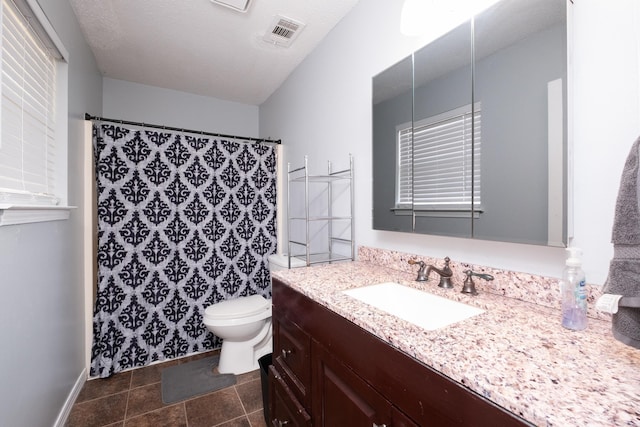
[90, 123, 277, 378]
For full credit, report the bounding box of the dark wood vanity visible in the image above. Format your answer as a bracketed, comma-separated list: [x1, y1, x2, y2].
[269, 277, 531, 426]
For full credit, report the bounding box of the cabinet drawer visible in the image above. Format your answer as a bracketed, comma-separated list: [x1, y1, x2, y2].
[269, 365, 311, 427]
[273, 313, 310, 404]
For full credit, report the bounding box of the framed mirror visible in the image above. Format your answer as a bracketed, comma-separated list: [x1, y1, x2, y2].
[371, 0, 568, 247]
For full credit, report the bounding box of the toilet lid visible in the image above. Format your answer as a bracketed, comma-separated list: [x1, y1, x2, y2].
[205, 295, 270, 319]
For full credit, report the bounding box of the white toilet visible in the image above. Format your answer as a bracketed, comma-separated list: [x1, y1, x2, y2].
[203, 294, 272, 374]
[202, 254, 305, 374]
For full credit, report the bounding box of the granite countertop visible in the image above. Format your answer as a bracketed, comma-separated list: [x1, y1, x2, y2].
[271, 260, 640, 427]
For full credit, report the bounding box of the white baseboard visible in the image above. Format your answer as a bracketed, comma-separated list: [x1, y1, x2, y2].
[53, 368, 87, 427]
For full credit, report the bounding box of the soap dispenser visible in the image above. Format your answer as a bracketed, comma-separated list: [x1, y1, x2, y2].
[560, 247, 587, 330]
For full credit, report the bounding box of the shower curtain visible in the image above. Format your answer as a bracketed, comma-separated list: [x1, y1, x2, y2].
[90, 123, 277, 378]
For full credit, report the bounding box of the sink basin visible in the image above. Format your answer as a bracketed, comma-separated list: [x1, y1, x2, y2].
[342, 282, 484, 331]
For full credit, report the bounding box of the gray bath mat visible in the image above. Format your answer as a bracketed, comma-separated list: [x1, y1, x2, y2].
[161, 355, 236, 404]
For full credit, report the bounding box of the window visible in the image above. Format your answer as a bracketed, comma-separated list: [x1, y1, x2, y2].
[396, 103, 481, 215]
[0, 0, 69, 225]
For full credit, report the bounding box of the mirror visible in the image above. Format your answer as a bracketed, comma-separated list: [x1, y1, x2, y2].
[472, 0, 567, 245]
[372, 54, 414, 233]
[412, 20, 473, 239]
[372, 0, 568, 246]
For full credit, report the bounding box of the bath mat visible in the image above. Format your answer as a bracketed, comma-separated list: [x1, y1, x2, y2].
[161, 355, 236, 404]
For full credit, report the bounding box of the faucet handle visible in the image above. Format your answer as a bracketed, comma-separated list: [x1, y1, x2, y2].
[408, 259, 427, 281]
[461, 270, 494, 295]
[442, 257, 452, 273]
[438, 256, 454, 289]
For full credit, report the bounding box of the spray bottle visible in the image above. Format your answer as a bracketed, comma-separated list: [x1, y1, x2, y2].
[560, 247, 587, 330]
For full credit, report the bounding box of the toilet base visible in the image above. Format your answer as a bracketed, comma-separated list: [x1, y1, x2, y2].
[218, 323, 273, 375]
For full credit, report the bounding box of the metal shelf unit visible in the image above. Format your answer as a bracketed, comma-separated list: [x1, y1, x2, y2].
[287, 155, 354, 267]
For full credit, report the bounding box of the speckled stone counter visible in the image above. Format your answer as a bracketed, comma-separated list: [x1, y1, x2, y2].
[271, 249, 640, 427]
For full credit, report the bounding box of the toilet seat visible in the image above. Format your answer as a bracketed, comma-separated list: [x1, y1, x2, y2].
[204, 295, 271, 326]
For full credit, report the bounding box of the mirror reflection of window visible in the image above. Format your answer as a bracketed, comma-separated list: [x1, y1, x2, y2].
[396, 103, 481, 217]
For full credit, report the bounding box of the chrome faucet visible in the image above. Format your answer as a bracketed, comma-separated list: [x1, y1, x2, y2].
[461, 270, 494, 295]
[407, 257, 454, 288]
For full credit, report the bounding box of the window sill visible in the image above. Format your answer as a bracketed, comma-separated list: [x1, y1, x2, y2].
[391, 206, 483, 219]
[0, 205, 76, 226]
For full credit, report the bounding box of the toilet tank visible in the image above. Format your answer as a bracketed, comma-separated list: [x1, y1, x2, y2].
[268, 254, 306, 271]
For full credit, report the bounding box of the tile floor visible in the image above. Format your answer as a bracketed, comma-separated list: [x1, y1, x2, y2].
[66, 350, 268, 427]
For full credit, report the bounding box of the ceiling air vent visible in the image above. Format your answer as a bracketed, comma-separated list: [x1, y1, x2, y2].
[263, 15, 305, 47]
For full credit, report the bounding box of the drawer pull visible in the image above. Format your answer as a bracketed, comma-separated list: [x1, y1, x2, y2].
[281, 348, 292, 358]
[274, 419, 290, 427]
[373, 424, 387, 427]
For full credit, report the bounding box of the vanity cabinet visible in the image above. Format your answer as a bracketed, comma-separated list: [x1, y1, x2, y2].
[270, 278, 532, 427]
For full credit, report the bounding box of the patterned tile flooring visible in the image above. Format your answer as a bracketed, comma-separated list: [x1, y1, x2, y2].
[66, 350, 268, 427]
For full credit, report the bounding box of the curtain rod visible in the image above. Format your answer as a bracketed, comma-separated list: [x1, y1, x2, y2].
[84, 113, 281, 145]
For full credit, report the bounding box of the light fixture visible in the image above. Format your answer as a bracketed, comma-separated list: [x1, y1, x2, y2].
[400, 0, 438, 37]
[401, 0, 501, 38]
[210, 0, 252, 13]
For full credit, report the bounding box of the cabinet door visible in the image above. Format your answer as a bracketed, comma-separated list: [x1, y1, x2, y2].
[312, 340, 394, 427]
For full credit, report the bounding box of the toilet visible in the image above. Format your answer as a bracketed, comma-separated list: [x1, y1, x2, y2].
[203, 294, 272, 374]
[202, 254, 305, 374]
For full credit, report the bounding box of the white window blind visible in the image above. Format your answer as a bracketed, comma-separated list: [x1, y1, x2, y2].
[0, 0, 58, 205]
[397, 104, 481, 210]
[396, 126, 413, 207]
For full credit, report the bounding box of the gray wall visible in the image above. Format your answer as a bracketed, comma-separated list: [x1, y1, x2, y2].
[103, 78, 260, 138]
[0, 1, 102, 426]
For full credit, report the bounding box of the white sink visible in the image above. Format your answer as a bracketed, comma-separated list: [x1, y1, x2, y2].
[342, 282, 484, 331]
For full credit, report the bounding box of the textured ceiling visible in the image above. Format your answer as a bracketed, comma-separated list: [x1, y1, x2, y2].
[69, 0, 360, 105]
